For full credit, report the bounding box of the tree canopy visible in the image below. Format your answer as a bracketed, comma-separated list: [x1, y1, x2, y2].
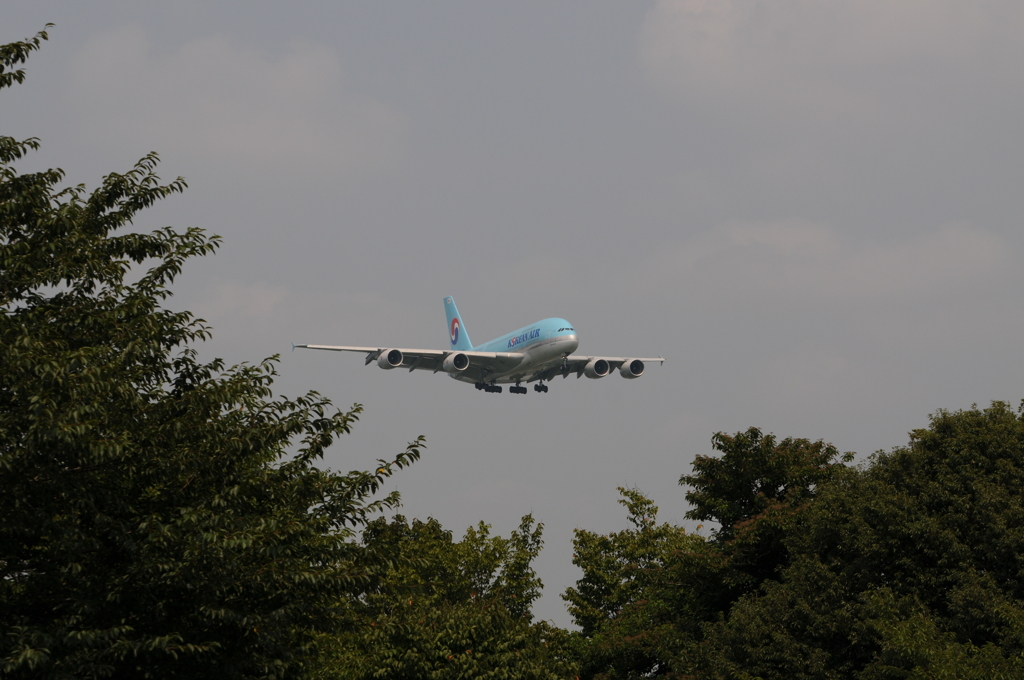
[313, 515, 576, 679]
[565, 407, 1024, 679]
[709, 402, 1024, 679]
[1, 28, 421, 679]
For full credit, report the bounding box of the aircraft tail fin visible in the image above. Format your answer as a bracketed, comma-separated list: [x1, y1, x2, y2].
[443, 296, 473, 350]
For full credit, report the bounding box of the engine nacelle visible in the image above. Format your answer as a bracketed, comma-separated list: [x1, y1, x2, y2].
[443, 352, 470, 373]
[583, 358, 611, 379]
[377, 349, 403, 369]
[619, 359, 645, 379]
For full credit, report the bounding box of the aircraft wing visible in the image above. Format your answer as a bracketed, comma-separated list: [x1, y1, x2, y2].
[536, 354, 666, 381]
[293, 344, 524, 378]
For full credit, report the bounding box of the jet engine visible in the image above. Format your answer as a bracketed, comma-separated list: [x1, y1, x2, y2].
[443, 352, 470, 372]
[583, 358, 611, 379]
[377, 349, 403, 369]
[619, 359, 645, 379]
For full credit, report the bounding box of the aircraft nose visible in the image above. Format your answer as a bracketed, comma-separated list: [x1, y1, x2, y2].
[564, 333, 579, 353]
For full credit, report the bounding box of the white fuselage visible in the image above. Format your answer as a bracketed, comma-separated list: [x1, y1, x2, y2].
[451, 317, 579, 384]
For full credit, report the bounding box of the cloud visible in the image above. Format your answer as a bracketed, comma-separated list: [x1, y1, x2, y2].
[638, 0, 1020, 117]
[630, 219, 1006, 304]
[70, 25, 408, 179]
[627, 2, 1024, 255]
[194, 280, 288, 328]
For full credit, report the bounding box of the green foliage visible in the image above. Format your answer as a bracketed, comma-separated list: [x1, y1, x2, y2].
[0, 30, 422, 679]
[564, 488, 707, 679]
[681, 428, 854, 597]
[707, 403, 1024, 679]
[569, 414, 1024, 678]
[335, 599, 574, 680]
[360, 514, 545, 620]
[312, 515, 577, 679]
[0, 25, 49, 91]
[682, 427, 853, 541]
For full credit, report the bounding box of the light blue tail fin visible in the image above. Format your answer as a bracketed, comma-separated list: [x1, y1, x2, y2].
[444, 296, 473, 350]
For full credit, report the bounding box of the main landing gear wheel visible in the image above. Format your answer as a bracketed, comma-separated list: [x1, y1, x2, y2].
[510, 382, 528, 394]
[476, 382, 502, 393]
[533, 383, 548, 393]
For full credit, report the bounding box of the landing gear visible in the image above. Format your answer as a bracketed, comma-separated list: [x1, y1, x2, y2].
[476, 380, 546, 394]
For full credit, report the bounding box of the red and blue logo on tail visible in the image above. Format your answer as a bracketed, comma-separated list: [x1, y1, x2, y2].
[444, 296, 473, 351]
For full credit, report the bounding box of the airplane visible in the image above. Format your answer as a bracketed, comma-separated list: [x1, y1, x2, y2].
[293, 297, 664, 394]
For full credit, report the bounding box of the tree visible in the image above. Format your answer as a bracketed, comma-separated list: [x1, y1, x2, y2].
[313, 515, 577, 679]
[707, 403, 1024, 679]
[681, 428, 853, 593]
[570, 413, 1024, 678]
[564, 488, 707, 679]
[566, 433, 853, 679]
[1, 29, 422, 679]
[682, 428, 852, 543]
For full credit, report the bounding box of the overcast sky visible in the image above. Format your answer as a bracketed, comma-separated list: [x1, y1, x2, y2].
[6, 1, 1024, 627]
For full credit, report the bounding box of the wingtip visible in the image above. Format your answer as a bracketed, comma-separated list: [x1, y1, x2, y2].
[291, 343, 296, 353]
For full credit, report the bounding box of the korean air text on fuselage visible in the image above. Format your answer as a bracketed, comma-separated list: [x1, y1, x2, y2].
[506, 328, 541, 349]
